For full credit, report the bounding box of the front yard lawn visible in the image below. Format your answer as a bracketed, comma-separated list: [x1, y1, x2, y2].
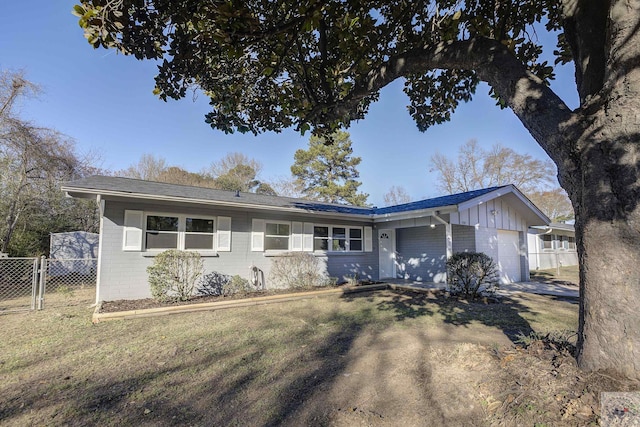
[0, 288, 633, 426]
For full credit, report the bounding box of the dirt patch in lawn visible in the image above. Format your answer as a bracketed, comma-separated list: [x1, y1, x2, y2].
[1, 289, 637, 426]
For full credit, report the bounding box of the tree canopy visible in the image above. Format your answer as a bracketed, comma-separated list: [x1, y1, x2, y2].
[75, 1, 640, 379]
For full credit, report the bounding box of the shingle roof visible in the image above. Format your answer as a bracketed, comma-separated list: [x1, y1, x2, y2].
[62, 176, 375, 215]
[373, 186, 506, 215]
[62, 176, 510, 217]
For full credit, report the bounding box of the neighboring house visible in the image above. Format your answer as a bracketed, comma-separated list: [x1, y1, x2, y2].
[527, 222, 578, 271]
[50, 231, 99, 259]
[49, 231, 99, 276]
[61, 176, 549, 302]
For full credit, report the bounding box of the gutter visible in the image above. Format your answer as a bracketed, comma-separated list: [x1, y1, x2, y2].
[62, 187, 375, 220]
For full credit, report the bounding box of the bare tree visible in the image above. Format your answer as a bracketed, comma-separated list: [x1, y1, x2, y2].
[430, 139, 555, 194]
[269, 175, 306, 199]
[206, 152, 263, 180]
[0, 71, 98, 255]
[117, 153, 168, 181]
[383, 186, 412, 206]
[156, 166, 217, 188]
[528, 189, 574, 223]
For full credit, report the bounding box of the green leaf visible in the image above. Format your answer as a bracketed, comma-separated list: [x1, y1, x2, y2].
[72, 4, 86, 18]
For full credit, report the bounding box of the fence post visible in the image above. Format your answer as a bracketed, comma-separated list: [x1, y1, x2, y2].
[37, 256, 46, 310]
[30, 258, 39, 310]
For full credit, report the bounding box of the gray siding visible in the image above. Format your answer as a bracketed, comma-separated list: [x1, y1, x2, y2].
[395, 226, 447, 282]
[452, 225, 476, 253]
[97, 199, 376, 301]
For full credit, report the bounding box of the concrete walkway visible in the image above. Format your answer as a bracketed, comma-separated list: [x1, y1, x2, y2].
[384, 279, 579, 298]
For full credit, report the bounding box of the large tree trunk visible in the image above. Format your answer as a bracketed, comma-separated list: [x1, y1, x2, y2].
[566, 0, 640, 379]
[572, 135, 640, 378]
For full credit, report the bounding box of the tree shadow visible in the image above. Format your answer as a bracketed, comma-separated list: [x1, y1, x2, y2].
[343, 287, 535, 343]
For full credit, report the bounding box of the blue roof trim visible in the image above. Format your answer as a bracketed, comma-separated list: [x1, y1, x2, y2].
[292, 201, 374, 215]
[373, 186, 506, 215]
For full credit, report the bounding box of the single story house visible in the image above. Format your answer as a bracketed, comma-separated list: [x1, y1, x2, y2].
[61, 176, 549, 302]
[527, 222, 578, 270]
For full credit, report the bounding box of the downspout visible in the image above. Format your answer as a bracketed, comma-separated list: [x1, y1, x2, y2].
[433, 211, 452, 259]
[94, 194, 105, 306]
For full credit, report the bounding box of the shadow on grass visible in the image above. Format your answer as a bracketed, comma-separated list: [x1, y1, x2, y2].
[342, 288, 535, 343]
[0, 302, 444, 426]
[1, 287, 565, 426]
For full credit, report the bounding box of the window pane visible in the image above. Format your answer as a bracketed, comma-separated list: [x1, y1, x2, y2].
[332, 239, 346, 251]
[349, 228, 362, 239]
[185, 234, 214, 250]
[314, 239, 328, 251]
[350, 240, 362, 251]
[333, 227, 346, 239]
[314, 226, 328, 237]
[265, 236, 289, 250]
[147, 215, 178, 231]
[146, 232, 178, 249]
[186, 218, 214, 233]
[541, 234, 553, 249]
[266, 223, 289, 236]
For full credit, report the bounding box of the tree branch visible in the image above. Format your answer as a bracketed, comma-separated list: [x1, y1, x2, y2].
[319, 37, 581, 170]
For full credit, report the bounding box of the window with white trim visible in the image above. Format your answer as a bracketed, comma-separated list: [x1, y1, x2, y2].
[314, 226, 329, 251]
[264, 222, 290, 250]
[314, 225, 363, 252]
[185, 218, 215, 250]
[568, 236, 576, 250]
[146, 215, 179, 250]
[540, 234, 554, 250]
[144, 214, 216, 251]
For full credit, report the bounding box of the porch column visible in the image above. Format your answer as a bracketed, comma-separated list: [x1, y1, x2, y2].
[433, 213, 453, 259]
[445, 222, 453, 259]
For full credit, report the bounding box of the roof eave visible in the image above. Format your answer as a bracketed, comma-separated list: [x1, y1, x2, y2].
[457, 184, 549, 226]
[373, 205, 458, 222]
[61, 186, 374, 220]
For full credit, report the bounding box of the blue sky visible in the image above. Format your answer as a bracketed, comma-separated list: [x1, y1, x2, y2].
[1, 1, 578, 206]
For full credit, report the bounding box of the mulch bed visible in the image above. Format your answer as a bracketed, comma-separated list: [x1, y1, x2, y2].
[99, 281, 385, 313]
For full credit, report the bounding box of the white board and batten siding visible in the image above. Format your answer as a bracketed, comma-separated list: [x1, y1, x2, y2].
[450, 199, 528, 283]
[449, 199, 527, 232]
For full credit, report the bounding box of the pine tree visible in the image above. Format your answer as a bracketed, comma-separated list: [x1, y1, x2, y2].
[291, 131, 368, 206]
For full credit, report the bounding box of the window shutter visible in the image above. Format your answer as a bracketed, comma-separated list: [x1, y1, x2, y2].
[123, 210, 143, 251]
[291, 222, 303, 251]
[216, 216, 232, 252]
[251, 219, 265, 251]
[303, 222, 314, 251]
[364, 226, 373, 252]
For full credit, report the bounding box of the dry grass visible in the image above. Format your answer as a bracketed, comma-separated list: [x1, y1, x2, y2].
[1, 287, 633, 426]
[530, 265, 580, 286]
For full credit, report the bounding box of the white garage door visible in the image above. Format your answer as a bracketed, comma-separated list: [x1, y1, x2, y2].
[497, 230, 521, 283]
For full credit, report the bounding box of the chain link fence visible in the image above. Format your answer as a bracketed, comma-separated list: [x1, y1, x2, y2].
[0, 257, 97, 313]
[0, 258, 39, 312]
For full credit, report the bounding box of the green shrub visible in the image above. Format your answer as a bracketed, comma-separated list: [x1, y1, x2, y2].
[198, 272, 253, 296]
[446, 251, 499, 299]
[224, 275, 252, 295]
[147, 250, 204, 302]
[269, 252, 328, 289]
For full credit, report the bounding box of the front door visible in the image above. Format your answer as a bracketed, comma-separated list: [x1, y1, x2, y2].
[378, 229, 395, 279]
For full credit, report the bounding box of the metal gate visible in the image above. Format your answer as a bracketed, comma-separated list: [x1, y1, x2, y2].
[0, 257, 97, 313]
